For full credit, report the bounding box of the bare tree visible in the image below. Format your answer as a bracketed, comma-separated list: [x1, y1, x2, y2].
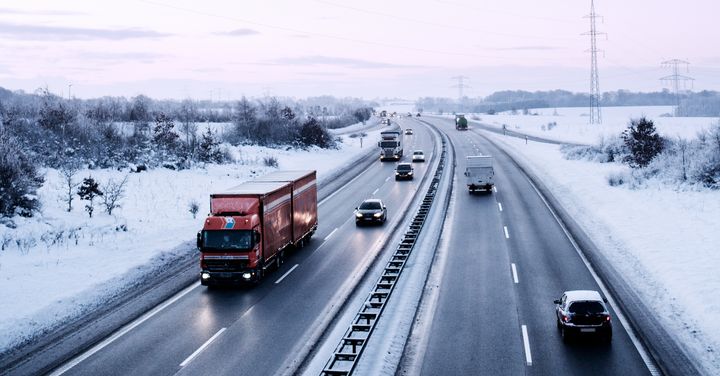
[101, 175, 129, 215]
[59, 162, 81, 212]
[178, 98, 198, 151]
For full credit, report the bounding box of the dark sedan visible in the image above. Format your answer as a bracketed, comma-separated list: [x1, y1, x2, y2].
[554, 290, 612, 343]
[354, 199, 387, 226]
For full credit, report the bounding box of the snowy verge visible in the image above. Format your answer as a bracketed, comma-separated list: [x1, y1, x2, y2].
[432, 106, 716, 145]
[486, 132, 720, 375]
[0, 131, 383, 353]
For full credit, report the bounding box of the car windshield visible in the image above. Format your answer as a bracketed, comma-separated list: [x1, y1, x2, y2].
[568, 301, 605, 314]
[359, 201, 382, 210]
[414, 151, 423, 155]
[397, 165, 412, 171]
[203, 230, 254, 251]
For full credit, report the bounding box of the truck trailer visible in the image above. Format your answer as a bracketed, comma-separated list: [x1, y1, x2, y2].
[378, 131, 403, 161]
[197, 170, 318, 285]
[464, 156, 494, 193]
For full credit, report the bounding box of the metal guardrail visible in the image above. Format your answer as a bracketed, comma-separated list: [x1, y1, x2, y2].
[321, 137, 448, 376]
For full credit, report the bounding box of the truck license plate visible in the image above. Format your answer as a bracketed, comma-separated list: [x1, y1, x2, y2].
[580, 328, 596, 333]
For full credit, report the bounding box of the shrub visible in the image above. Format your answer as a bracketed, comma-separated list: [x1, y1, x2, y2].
[622, 117, 664, 168]
[263, 156, 278, 168]
[0, 133, 44, 217]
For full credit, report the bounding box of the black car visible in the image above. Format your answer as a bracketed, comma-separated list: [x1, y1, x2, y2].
[355, 199, 387, 225]
[395, 163, 414, 180]
[554, 290, 612, 343]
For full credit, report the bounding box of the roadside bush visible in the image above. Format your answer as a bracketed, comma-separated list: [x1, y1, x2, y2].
[0, 133, 44, 217]
[622, 117, 664, 168]
[263, 156, 278, 168]
[300, 116, 333, 148]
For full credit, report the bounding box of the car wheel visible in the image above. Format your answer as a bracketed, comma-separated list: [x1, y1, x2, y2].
[603, 330, 612, 344]
[556, 319, 561, 331]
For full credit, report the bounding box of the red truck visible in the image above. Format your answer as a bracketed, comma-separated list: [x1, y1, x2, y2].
[197, 170, 318, 285]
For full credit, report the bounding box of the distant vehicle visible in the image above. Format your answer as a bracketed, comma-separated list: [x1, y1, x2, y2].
[455, 114, 468, 130]
[381, 119, 390, 125]
[405, 128, 413, 135]
[379, 131, 403, 161]
[355, 198, 387, 225]
[197, 171, 318, 285]
[464, 156, 494, 192]
[412, 150, 425, 162]
[407, 112, 413, 117]
[380, 110, 387, 117]
[554, 290, 612, 343]
[395, 162, 414, 180]
[416, 113, 421, 117]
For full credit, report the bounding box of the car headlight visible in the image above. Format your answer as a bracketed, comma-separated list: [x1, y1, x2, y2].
[201, 272, 211, 280]
[356, 212, 363, 218]
[373, 212, 383, 218]
[242, 272, 252, 280]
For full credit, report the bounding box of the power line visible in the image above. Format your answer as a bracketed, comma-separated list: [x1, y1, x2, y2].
[451, 75, 470, 112]
[660, 59, 694, 115]
[582, 0, 604, 124]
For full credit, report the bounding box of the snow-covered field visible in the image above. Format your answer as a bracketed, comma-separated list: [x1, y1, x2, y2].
[444, 106, 718, 144]
[0, 128, 382, 352]
[485, 106, 720, 374]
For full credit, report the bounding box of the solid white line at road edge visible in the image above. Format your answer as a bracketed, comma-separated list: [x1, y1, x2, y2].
[498, 202, 503, 212]
[521, 325, 532, 366]
[511, 263, 519, 284]
[526, 178, 660, 375]
[275, 264, 299, 284]
[324, 228, 337, 241]
[504, 226, 510, 239]
[372, 188, 379, 195]
[48, 282, 201, 376]
[179, 327, 226, 367]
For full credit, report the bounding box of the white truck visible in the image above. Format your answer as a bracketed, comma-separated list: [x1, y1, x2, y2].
[464, 156, 494, 193]
[378, 131, 403, 161]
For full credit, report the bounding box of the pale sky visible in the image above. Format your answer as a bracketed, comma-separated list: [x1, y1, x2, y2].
[0, 0, 718, 100]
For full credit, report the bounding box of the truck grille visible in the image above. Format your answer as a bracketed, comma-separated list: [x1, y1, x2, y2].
[204, 259, 248, 271]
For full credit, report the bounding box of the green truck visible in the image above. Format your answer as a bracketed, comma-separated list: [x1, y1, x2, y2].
[455, 114, 468, 130]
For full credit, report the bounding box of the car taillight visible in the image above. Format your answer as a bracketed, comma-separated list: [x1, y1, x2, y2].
[606, 316, 611, 322]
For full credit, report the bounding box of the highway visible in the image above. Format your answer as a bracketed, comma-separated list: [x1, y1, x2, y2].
[401, 116, 654, 375]
[43, 123, 439, 376]
[13, 115, 692, 376]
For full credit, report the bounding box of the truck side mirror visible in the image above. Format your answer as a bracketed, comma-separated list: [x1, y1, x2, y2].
[464, 171, 468, 176]
[196, 231, 202, 249]
[254, 231, 261, 244]
[377, 142, 381, 147]
[553, 299, 561, 305]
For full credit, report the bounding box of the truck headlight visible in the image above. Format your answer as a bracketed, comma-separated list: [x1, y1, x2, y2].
[242, 272, 252, 280]
[201, 272, 211, 280]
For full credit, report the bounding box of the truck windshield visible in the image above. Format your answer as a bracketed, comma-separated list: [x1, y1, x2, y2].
[380, 141, 398, 148]
[203, 230, 254, 251]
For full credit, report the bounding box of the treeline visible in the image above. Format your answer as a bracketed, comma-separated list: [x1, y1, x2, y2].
[416, 89, 720, 116]
[0, 87, 374, 218]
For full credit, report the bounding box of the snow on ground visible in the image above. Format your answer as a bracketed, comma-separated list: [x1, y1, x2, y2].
[437, 106, 718, 145]
[486, 119, 720, 374]
[0, 129, 382, 352]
